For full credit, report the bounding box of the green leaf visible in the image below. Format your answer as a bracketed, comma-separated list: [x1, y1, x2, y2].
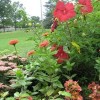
[53, 81, 63, 88]
[39, 88, 46, 94]
[10, 83, 21, 88]
[58, 91, 71, 97]
[71, 41, 80, 53]
[54, 98, 63, 100]
[33, 83, 41, 91]
[46, 89, 54, 96]
[14, 92, 20, 97]
[32, 92, 38, 95]
[15, 70, 24, 78]
[6, 97, 15, 100]
[26, 77, 35, 81]
[20, 93, 29, 97]
[0, 98, 3, 100]
[51, 76, 59, 82]
[2, 91, 9, 98]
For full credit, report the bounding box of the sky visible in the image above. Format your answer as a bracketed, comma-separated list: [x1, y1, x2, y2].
[12, 0, 48, 19]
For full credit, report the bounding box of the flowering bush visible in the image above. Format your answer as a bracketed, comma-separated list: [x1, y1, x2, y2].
[0, 0, 100, 99]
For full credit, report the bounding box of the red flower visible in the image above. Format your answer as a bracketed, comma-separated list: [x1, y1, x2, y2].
[9, 39, 18, 45]
[54, 46, 69, 64]
[27, 50, 35, 56]
[53, 1, 76, 22]
[39, 40, 49, 48]
[51, 18, 58, 32]
[78, 0, 93, 14]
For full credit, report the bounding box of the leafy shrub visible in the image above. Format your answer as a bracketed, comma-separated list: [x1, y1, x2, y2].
[0, 0, 100, 99]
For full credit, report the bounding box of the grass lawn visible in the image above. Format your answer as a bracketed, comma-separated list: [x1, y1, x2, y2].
[0, 30, 35, 57]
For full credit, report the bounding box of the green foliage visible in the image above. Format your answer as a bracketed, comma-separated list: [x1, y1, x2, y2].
[0, 0, 100, 99]
[59, 91, 71, 97]
[0, 0, 40, 31]
[0, 0, 12, 32]
[30, 16, 40, 27]
[0, 91, 9, 100]
[95, 57, 100, 81]
[11, 2, 28, 30]
[11, 69, 34, 90]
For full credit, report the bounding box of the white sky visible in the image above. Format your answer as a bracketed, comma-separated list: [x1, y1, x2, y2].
[11, 0, 48, 19]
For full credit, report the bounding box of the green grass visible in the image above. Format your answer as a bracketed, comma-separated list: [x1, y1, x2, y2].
[0, 30, 35, 57]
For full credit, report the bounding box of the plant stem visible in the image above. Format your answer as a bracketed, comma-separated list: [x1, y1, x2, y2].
[14, 45, 20, 65]
[14, 45, 18, 55]
[66, 22, 72, 49]
[66, 22, 72, 42]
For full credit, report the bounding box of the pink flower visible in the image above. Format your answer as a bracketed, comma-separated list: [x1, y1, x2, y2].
[64, 80, 83, 100]
[53, 1, 76, 22]
[0, 66, 11, 72]
[78, 0, 93, 14]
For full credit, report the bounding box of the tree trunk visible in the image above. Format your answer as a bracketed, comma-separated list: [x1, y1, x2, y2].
[3, 23, 5, 32]
[2, 17, 5, 32]
[14, 15, 17, 31]
[14, 20, 17, 31]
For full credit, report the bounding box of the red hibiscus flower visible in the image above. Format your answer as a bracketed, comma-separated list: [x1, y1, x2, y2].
[54, 46, 69, 64]
[27, 50, 35, 56]
[51, 18, 58, 32]
[9, 39, 18, 45]
[39, 40, 49, 48]
[53, 1, 76, 22]
[78, 0, 93, 14]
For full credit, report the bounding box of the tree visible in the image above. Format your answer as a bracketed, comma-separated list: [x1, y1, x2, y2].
[0, 0, 12, 32]
[11, 1, 24, 30]
[16, 9, 28, 28]
[43, 0, 57, 29]
[30, 16, 40, 27]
